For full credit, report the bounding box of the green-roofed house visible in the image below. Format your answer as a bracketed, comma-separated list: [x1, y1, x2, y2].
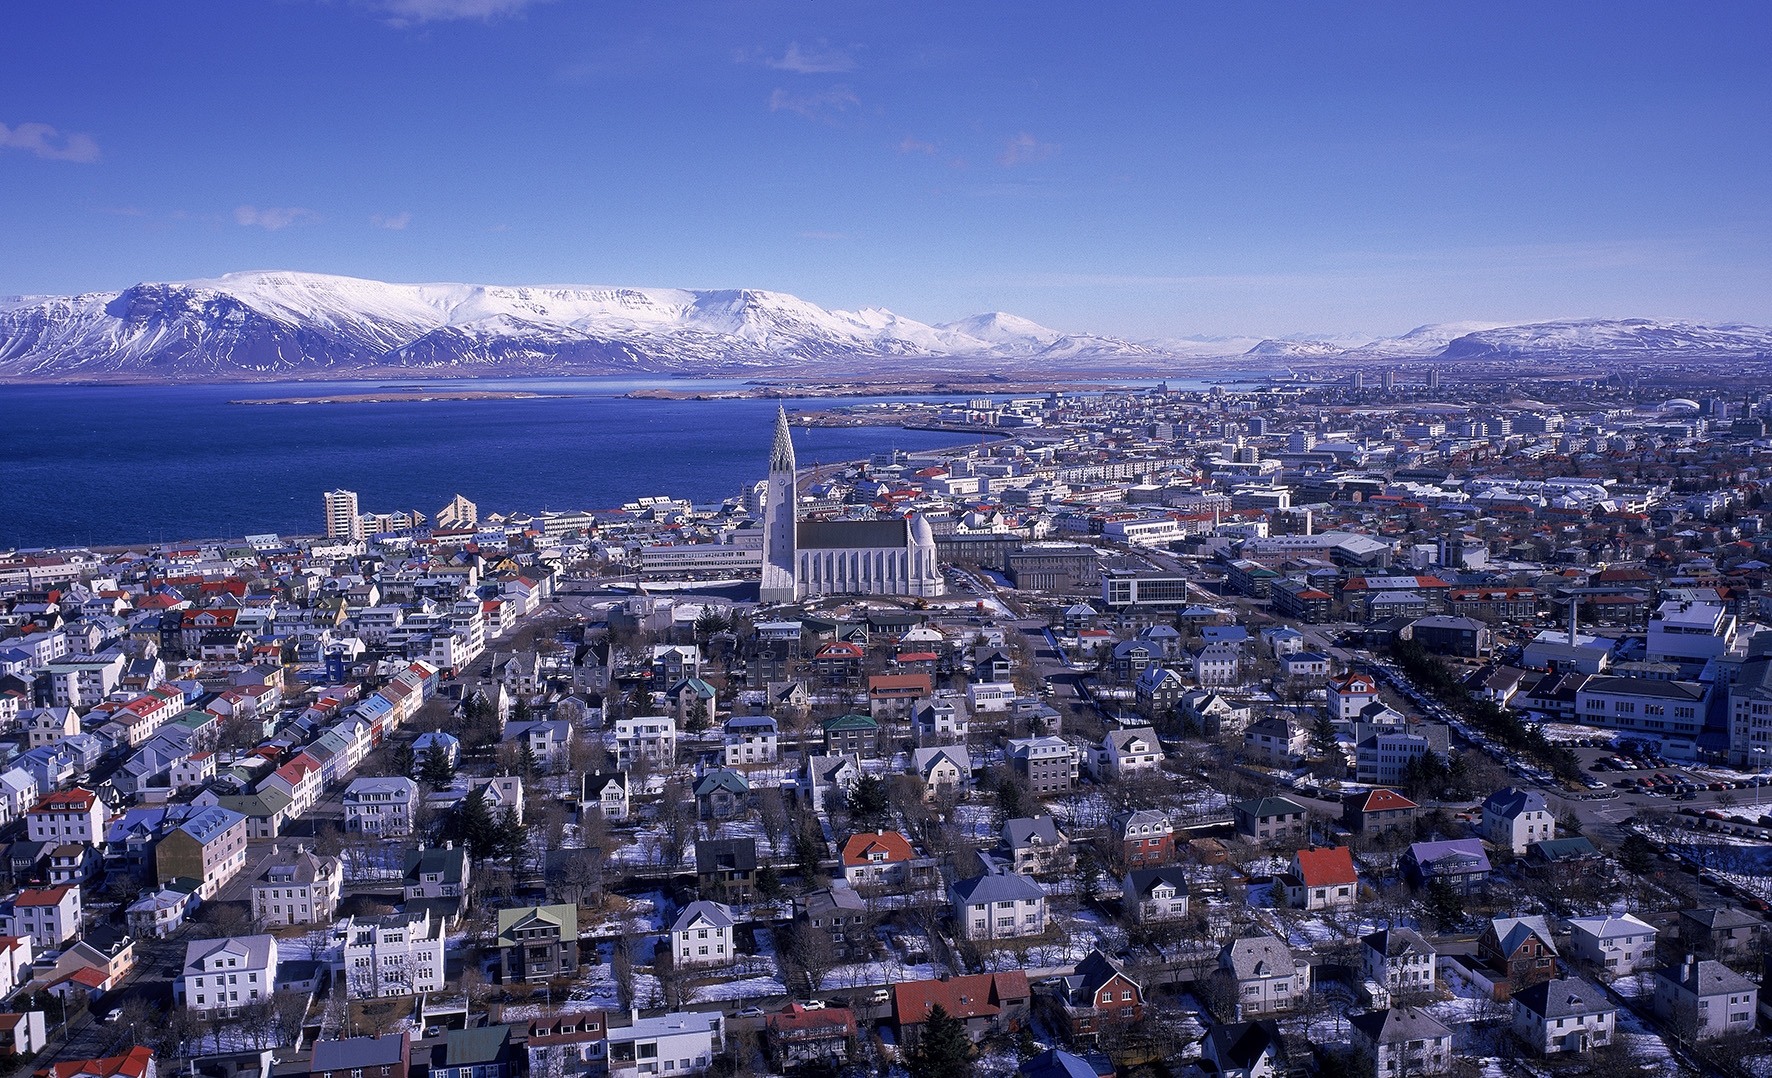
[821, 713, 881, 758]
[1231, 796, 1311, 845]
[693, 769, 751, 820]
[496, 904, 579, 984]
[430, 1026, 518, 1078]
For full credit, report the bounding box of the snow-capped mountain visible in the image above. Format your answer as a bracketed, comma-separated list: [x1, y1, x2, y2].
[0, 271, 1767, 381]
[0, 271, 1145, 380]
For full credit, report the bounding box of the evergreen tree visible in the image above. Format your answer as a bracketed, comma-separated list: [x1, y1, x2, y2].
[516, 740, 539, 781]
[1426, 876, 1464, 929]
[419, 743, 455, 790]
[756, 864, 785, 901]
[391, 742, 415, 778]
[511, 696, 533, 725]
[457, 787, 500, 859]
[496, 807, 530, 871]
[849, 774, 889, 828]
[907, 1004, 973, 1078]
[1618, 833, 1656, 876]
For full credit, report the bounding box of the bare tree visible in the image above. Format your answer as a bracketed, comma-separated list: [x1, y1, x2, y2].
[789, 923, 839, 993]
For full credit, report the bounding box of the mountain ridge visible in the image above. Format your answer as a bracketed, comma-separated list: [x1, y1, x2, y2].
[0, 270, 1768, 381]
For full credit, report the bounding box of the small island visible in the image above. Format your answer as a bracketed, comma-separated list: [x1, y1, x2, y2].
[229, 390, 560, 405]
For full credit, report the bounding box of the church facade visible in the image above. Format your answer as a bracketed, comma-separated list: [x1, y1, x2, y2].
[759, 406, 944, 603]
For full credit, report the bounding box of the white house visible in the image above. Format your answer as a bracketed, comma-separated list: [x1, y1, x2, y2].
[341, 908, 445, 998]
[1326, 672, 1380, 720]
[721, 716, 779, 766]
[1652, 957, 1759, 1040]
[1092, 726, 1162, 780]
[670, 901, 736, 969]
[613, 715, 677, 767]
[966, 681, 1016, 714]
[1513, 978, 1616, 1055]
[176, 934, 279, 1015]
[950, 871, 1047, 941]
[1479, 786, 1553, 855]
[251, 847, 343, 927]
[6, 885, 81, 950]
[606, 1010, 725, 1078]
[1219, 935, 1310, 1017]
[1349, 1008, 1454, 1076]
[341, 776, 419, 837]
[1122, 867, 1190, 925]
[27, 787, 106, 845]
[1567, 914, 1657, 976]
[1361, 928, 1437, 995]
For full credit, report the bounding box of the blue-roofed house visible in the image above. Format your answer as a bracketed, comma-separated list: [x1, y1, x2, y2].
[1400, 838, 1492, 895]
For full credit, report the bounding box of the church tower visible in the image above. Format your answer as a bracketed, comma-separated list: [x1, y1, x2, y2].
[759, 406, 800, 604]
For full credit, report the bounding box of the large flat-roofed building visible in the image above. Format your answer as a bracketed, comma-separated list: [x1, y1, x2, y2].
[1575, 676, 1707, 756]
[1007, 542, 1101, 591]
[1648, 600, 1736, 669]
[1101, 569, 1190, 609]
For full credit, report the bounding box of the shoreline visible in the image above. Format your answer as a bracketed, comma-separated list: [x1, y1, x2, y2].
[228, 390, 561, 405]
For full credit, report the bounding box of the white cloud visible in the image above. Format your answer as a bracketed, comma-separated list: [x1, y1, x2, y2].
[371, 211, 412, 230]
[768, 86, 860, 123]
[0, 121, 100, 163]
[768, 41, 856, 74]
[897, 136, 937, 155]
[373, 0, 550, 24]
[998, 132, 1058, 167]
[234, 205, 321, 231]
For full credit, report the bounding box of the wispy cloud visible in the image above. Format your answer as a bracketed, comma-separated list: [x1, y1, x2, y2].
[234, 205, 320, 231]
[768, 41, 856, 74]
[768, 86, 859, 123]
[998, 132, 1058, 167]
[0, 121, 100, 163]
[897, 136, 937, 155]
[370, 0, 550, 26]
[371, 211, 412, 230]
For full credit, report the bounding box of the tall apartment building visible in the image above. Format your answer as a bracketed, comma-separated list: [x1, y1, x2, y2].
[324, 489, 363, 541]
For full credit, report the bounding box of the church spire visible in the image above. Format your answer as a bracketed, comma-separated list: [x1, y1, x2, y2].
[769, 405, 797, 474]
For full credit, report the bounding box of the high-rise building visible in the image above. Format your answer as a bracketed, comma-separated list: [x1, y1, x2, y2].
[323, 489, 362, 541]
[1381, 370, 1397, 392]
[1426, 368, 1441, 390]
[1349, 371, 1365, 392]
[435, 494, 478, 530]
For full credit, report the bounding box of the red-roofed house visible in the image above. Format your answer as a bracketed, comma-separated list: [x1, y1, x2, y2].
[1342, 789, 1421, 836]
[1283, 846, 1359, 911]
[1326, 672, 1381, 720]
[34, 1044, 156, 1078]
[892, 970, 1031, 1045]
[27, 788, 105, 845]
[867, 673, 931, 722]
[9, 885, 82, 949]
[842, 831, 918, 888]
[764, 1003, 856, 1068]
[261, 754, 321, 815]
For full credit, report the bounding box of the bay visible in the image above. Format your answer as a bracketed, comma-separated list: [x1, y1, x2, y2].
[0, 378, 999, 549]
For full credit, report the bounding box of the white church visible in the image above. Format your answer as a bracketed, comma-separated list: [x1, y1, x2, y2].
[759, 406, 945, 604]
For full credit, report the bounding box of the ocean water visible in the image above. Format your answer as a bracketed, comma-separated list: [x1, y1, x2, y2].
[0, 378, 1000, 549]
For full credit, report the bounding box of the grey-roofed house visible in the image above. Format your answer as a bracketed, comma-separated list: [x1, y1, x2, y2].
[429, 1026, 518, 1078]
[1193, 1020, 1284, 1078]
[1350, 1007, 1454, 1074]
[950, 871, 1048, 941]
[1513, 978, 1615, 1055]
[1217, 936, 1309, 1018]
[998, 816, 1072, 876]
[801, 882, 868, 959]
[1567, 914, 1657, 975]
[1678, 906, 1763, 960]
[1361, 928, 1437, 996]
[175, 934, 278, 1015]
[310, 1032, 411, 1078]
[1653, 957, 1758, 1040]
[1121, 867, 1190, 924]
[670, 900, 736, 969]
[1231, 796, 1309, 844]
[1479, 786, 1553, 854]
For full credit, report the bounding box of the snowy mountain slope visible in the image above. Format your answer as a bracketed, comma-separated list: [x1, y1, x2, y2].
[1439, 319, 1772, 360]
[1, 270, 1769, 381]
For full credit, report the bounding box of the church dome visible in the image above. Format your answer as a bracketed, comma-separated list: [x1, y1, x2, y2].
[910, 512, 936, 547]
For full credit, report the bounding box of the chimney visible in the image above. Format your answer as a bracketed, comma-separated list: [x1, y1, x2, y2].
[630, 1007, 641, 1023]
[445, 839, 453, 850]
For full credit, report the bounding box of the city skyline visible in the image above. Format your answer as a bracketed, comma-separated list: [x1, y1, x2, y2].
[3, 2, 1770, 340]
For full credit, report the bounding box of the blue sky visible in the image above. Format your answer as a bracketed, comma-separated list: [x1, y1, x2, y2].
[2, 1, 1769, 339]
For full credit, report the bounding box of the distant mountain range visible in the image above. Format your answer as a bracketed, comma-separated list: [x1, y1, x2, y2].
[0, 270, 1768, 381]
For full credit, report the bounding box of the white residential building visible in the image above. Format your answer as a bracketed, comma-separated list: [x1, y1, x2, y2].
[340, 908, 446, 998]
[613, 716, 677, 767]
[176, 935, 278, 1015]
[1091, 726, 1162, 780]
[342, 776, 419, 837]
[251, 847, 343, 927]
[7, 885, 82, 950]
[1513, 978, 1616, 1055]
[950, 871, 1048, 941]
[669, 901, 736, 969]
[1567, 914, 1657, 976]
[1479, 786, 1553, 855]
[721, 716, 779, 766]
[606, 1011, 724, 1078]
[1361, 928, 1437, 995]
[966, 681, 1016, 714]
